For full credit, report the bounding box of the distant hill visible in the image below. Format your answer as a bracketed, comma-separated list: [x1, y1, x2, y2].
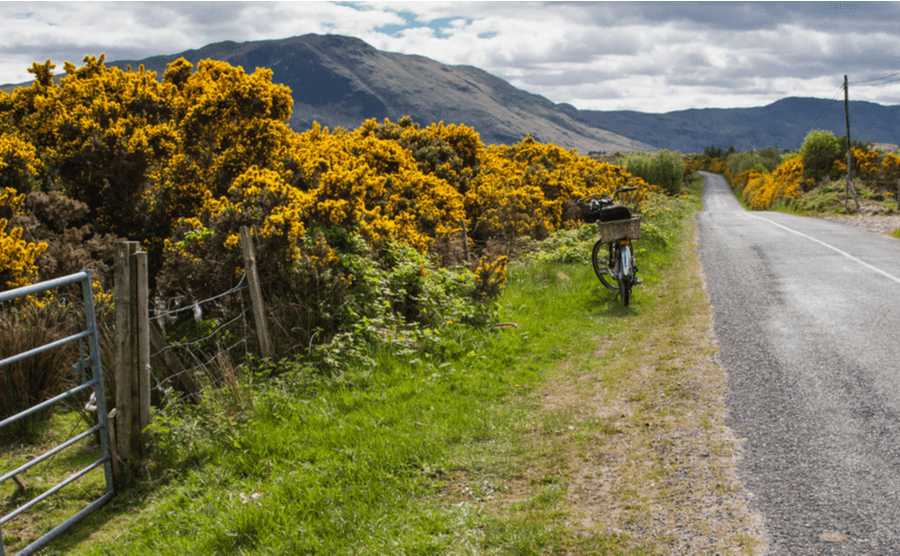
[571, 98, 900, 153]
[3, 34, 899, 154]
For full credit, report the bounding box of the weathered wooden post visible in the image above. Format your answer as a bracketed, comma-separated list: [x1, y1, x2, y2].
[135, 251, 150, 438]
[240, 226, 273, 359]
[114, 241, 137, 466]
[114, 241, 151, 476]
[460, 219, 471, 263]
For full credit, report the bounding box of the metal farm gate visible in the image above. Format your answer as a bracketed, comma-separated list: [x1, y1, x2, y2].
[0, 271, 114, 556]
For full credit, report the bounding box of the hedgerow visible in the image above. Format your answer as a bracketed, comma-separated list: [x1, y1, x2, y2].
[0, 54, 654, 375]
[694, 131, 900, 211]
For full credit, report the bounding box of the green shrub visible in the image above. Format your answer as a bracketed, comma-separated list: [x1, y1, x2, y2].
[800, 130, 843, 182]
[619, 150, 684, 195]
[725, 149, 780, 175]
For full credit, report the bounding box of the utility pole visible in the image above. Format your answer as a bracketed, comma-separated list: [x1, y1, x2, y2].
[843, 75, 861, 211]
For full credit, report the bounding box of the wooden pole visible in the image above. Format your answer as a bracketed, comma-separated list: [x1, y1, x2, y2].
[114, 241, 138, 462]
[135, 250, 150, 451]
[461, 219, 471, 263]
[844, 75, 852, 178]
[240, 226, 273, 359]
[107, 409, 119, 481]
[844, 75, 861, 211]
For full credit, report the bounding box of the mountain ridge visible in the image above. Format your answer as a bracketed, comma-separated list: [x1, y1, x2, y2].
[102, 34, 656, 154]
[3, 34, 898, 154]
[576, 96, 900, 153]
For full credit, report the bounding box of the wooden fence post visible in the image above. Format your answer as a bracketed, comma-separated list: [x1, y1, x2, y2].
[461, 219, 471, 263]
[114, 241, 136, 467]
[114, 241, 151, 473]
[240, 226, 274, 359]
[136, 251, 150, 442]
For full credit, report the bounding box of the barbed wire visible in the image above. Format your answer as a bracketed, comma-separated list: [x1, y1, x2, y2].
[146, 270, 255, 408]
[149, 271, 248, 322]
[150, 307, 250, 361]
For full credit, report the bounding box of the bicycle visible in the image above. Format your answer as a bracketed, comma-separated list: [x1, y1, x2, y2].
[577, 187, 642, 307]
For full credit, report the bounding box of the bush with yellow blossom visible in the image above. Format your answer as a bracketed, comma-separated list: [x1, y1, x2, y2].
[2, 53, 657, 370]
[0, 188, 47, 289]
[738, 156, 807, 210]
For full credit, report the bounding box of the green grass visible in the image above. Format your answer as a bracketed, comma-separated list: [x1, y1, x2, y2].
[3, 180, 710, 555]
[0, 410, 109, 552]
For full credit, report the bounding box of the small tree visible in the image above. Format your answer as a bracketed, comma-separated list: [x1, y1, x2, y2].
[799, 130, 842, 183]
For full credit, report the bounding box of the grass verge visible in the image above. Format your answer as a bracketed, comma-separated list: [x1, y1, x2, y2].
[2, 177, 766, 554]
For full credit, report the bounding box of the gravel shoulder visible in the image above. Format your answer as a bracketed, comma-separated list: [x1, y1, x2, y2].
[820, 213, 900, 237]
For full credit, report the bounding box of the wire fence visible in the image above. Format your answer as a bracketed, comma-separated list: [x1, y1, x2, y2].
[147, 271, 253, 406]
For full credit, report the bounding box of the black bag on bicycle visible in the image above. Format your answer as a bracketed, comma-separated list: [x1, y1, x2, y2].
[579, 203, 604, 223]
[599, 204, 632, 222]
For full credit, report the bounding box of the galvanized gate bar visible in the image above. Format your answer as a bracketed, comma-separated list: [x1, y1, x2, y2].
[0, 272, 90, 302]
[0, 424, 103, 484]
[0, 378, 97, 429]
[1, 457, 109, 525]
[13, 491, 114, 556]
[0, 270, 115, 556]
[0, 329, 93, 369]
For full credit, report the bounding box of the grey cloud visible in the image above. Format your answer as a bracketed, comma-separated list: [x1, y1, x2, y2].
[4, 1, 900, 111]
[563, 2, 900, 34]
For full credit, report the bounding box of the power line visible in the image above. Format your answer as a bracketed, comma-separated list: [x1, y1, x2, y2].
[851, 72, 900, 86]
[795, 85, 844, 144]
[854, 76, 900, 87]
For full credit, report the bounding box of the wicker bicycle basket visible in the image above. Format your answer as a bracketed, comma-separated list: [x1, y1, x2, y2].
[597, 215, 641, 243]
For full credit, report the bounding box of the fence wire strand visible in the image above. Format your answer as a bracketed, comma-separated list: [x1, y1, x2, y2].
[148, 271, 255, 407]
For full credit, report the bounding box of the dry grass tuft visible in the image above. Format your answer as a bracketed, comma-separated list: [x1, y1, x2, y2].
[0, 304, 79, 443]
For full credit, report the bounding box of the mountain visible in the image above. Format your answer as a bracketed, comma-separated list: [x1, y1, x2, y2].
[103, 34, 654, 154]
[571, 97, 900, 154]
[4, 34, 899, 154]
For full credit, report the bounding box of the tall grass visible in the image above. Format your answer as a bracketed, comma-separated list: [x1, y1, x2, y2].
[0, 303, 79, 443]
[0, 296, 117, 446]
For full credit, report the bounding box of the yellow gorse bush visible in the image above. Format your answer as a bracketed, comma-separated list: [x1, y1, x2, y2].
[0, 188, 48, 289]
[2, 53, 654, 311]
[0, 132, 43, 193]
[467, 137, 650, 241]
[882, 152, 900, 184]
[739, 156, 806, 210]
[834, 147, 900, 186]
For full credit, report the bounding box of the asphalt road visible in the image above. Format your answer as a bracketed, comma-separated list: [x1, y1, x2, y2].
[696, 172, 900, 555]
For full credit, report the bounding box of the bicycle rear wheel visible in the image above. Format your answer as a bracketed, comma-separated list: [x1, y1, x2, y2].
[618, 244, 633, 307]
[591, 239, 618, 290]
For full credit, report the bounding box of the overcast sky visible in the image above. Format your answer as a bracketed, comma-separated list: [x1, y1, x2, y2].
[2, 1, 900, 113]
